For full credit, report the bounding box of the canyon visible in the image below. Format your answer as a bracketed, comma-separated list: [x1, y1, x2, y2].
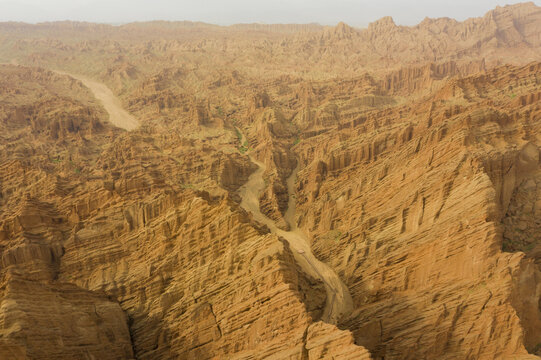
[0, 2, 541, 359]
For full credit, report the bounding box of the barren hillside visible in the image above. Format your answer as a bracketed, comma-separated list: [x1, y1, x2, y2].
[1, 3, 541, 359]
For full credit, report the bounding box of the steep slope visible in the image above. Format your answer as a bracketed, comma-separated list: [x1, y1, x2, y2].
[0, 4, 541, 359]
[293, 62, 541, 359]
[0, 65, 135, 359]
[0, 64, 371, 359]
[239, 155, 353, 324]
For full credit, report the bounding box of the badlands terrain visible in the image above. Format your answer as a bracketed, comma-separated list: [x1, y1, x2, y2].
[1, 2, 541, 359]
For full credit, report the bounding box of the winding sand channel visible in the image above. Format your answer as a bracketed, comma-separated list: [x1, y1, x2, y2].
[54, 70, 139, 131]
[239, 156, 353, 324]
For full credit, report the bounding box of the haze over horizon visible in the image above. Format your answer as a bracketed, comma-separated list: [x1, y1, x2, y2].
[1, 0, 540, 27]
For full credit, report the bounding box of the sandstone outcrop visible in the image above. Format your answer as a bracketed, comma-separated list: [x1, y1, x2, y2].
[1, 3, 541, 359]
[293, 62, 541, 359]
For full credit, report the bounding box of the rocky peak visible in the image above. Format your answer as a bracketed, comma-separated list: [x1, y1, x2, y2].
[322, 21, 357, 40]
[483, 1, 540, 24]
[368, 16, 397, 33]
[335, 21, 354, 35]
[418, 16, 456, 29]
[492, 1, 538, 14]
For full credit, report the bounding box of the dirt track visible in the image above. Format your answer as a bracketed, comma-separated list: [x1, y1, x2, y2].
[239, 155, 353, 324]
[54, 71, 139, 131]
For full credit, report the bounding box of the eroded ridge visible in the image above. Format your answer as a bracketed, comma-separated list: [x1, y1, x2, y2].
[240, 154, 353, 324]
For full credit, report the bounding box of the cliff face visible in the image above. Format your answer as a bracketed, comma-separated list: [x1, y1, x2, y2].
[294, 62, 541, 359]
[1, 3, 541, 360]
[0, 66, 134, 359]
[0, 65, 371, 359]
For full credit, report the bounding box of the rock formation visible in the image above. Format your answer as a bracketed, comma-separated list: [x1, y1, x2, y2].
[0, 3, 541, 359]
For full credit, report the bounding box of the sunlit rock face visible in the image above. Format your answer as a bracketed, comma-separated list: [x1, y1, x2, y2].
[1, 3, 541, 359]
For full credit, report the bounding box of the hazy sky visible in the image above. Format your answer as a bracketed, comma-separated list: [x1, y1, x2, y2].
[0, 0, 539, 27]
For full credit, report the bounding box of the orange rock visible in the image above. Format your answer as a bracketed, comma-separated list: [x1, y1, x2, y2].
[0, 3, 541, 358]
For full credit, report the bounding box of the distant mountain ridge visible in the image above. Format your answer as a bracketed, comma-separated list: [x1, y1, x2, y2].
[1, 2, 540, 73]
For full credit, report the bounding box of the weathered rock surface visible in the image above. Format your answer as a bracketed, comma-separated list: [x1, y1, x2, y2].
[305, 322, 372, 360]
[0, 276, 134, 360]
[293, 62, 541, 359]
[0, 3, 541, 359]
